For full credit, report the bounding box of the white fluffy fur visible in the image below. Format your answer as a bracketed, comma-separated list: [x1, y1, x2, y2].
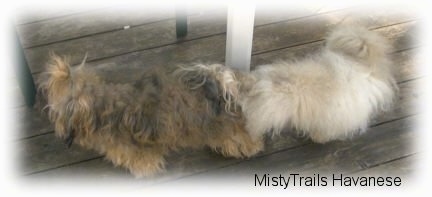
[240, 25, 397, 143]
[180, 25, 397, 143]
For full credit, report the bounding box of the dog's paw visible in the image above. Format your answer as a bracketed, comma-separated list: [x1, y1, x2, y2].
[105, 144, 166, 178]
[214, 135, 264, 159]
[128, 158, 166, 178]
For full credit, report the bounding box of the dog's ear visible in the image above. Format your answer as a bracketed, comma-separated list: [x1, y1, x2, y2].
[203, 78, 222, 115]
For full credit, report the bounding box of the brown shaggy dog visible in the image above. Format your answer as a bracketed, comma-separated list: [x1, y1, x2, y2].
[39, 54, 263, 177]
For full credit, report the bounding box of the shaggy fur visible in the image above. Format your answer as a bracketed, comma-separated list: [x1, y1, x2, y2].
[189, 25, 398, 143]
[39, 25, 396, 177]
[39, 55, 263, 177]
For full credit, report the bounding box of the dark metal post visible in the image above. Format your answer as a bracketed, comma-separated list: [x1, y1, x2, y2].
[14, 29, 36, 107]
[175, 6, 188, 38]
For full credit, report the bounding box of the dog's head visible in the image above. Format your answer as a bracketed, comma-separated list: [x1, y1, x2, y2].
[39, 53, 97, 146]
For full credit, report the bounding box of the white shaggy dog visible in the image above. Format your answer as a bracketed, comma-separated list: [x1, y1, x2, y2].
[182, 25, 397, 143]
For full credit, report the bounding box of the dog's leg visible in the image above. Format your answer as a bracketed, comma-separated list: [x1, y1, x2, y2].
[104, 143, 167, 178]
[208, 130, 264, 158]
[206, 118, 263, 158]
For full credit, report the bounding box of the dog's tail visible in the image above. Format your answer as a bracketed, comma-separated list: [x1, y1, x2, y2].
[325, 25, 392, 65]
[175, 64, 241, 113]
[325, 25, 398, 98]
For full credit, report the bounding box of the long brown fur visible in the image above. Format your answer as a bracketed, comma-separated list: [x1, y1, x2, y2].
[39, 54, 263, 177]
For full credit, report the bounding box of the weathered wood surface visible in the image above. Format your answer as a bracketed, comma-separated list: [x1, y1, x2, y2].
[17, 5, 176, 48]
[18, 22, 420, 178]
[30, 20, 419, 87]
[14, 6, 421, 185]
[13, 107, 53, 140]
[351, 153, 421, 177]
[18, 5, 327, 68]
[161, 115, 418, 184]
[14, 6, 105, 25]
[16, 5, 228, 48]
[24, 7, 415, 75]
[16, 132, 101, 175]
[17, 4, 338, 49]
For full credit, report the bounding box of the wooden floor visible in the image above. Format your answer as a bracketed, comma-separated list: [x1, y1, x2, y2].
[13, 4, 423, 187]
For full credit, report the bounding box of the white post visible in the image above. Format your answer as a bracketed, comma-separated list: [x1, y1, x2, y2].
[225, 4, 255, 72]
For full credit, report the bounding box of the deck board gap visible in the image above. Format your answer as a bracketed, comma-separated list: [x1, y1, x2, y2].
[398, 76, 424, 85]
[369, 114, 417, 128]
[348, 152, 419, 175]
[25, 156, 104, 176]
[15, 6, 112, 26]
[15, 131, 54, 142]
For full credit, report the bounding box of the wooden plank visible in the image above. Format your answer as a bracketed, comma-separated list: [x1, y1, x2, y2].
[28, 157, 132, 180]
[29, 22, 418, 90]
[351, 153, 421, 177]
[391, 49, 422, 82]
[372, 79, 422, 125]
[250, 20, 418, 60]
[24, 7, 415, 75]
[17, 5, 176, 48]
[23, 10, 225, 74]
[26, 134, 304, 183]
[185, 5, 337, 38]
[164, 115, 419, 183]
[250, 7, 416, 54]
[16, 4, 233, 47]
[13, 107, 53, 140]
[251, 22, 420, 66]
[16, 3, 322, 49]
[17, 4, 336, 49]
[14, 6, 105, 25]
[254, 4, 325, 26]
[70, 23, 417, 85]
[16, 133, 101, 175]
[375, 21, 420, 51]
[337, 118, 417, 170]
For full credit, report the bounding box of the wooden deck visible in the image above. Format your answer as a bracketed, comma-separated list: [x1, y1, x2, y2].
[13, 4, 422, 188]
